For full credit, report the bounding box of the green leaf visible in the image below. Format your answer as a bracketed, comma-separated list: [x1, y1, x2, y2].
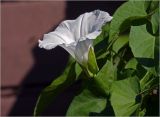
[110, 76, 141, 116]
[144, 1, 152, 13]
[93, 60, 117, 95]
[34, 59, 77, 116]
[94, 22, 110, 47]
[109, 1, 147, 42]
[149, 1, 159, 13]
[139, 108, 146, 116]
[125, 58, 138, 70]
[155, 36, 159, 75]
[75, 63, 82, 78]
[118, 69, 136, 80]
[140, 71, 158, 92]
[129, 24, 155, 67]
[94, 24, 109, 47]
[146, 8, 159, 36]
[112, 34, 129, 53]
[66, 89, 107, 116]
[151, 9, 159, 35]
[94, 23, 110, 58]
[144, 0, 158, 13]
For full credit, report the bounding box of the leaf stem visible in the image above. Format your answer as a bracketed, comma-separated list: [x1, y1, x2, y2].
[137, 84, 159, 96]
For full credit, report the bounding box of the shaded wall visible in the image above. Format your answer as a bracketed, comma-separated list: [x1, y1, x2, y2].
[1, 1, 66, 115]
[1, 1, 124, 116]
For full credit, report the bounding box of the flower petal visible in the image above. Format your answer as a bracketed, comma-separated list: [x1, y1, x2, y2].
[74, 39, 93, 64]
[91, 10, 112, 32]
[39, 10, 112, 50]
[39, 33, 65, 50]
[80, 9, 112, 35]
[39, 10, 112, 67]
[39, 21, 75, 50]
[59, 10, 112, 41]
[59, 42, 76, 59]
[85, 31, 101, 40]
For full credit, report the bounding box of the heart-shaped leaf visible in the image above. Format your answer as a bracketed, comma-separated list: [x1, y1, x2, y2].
[129, 24, 155, 67]
[110, 76, 141, 116]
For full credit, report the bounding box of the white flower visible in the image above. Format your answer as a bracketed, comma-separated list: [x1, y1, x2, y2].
[39, 10, 112, 67]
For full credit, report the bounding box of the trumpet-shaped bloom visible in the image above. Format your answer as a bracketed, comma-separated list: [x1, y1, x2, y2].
[39, 10, 112, 67]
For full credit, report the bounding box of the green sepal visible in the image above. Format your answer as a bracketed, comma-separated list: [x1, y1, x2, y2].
[86, 47, 99, 78]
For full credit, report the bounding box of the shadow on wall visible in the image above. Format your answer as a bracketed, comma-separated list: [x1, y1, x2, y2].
[8, 1, 124, 116]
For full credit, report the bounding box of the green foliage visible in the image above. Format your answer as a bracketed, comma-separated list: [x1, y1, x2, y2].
[94, 23, 110, 59]
[129, 24, 155, 67]
[130, 24, 155, 59]
[110, 77, 141, 116]
[125, 58, 138, 70]
[112, 35, 129, 53]
[93, 60, 117, 95]
[34, 58, 79, 116]
[66, 89, 107, 116]
[151, 9, 159, 34]
[34, 0, 159, 116]
[109, 1, 147, 42]
[87, 47, 99, 77]
[140, 71, 158, 92]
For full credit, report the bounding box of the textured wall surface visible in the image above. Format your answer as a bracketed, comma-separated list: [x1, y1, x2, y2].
[1, 1, 66, 115]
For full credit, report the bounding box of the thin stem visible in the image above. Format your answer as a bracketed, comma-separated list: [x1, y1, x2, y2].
[137, 84, 159, 96]
[111, 49, 127, 64]
[107, 34, 119, 52]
